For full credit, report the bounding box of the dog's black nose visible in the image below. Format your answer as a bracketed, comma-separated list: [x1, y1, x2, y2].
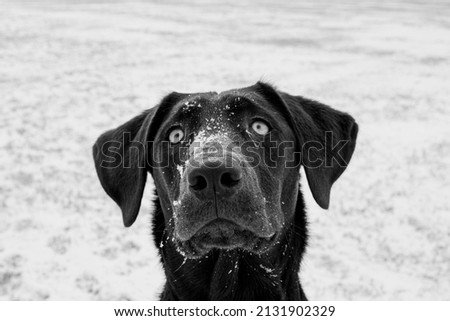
[187, 161, 243, 200]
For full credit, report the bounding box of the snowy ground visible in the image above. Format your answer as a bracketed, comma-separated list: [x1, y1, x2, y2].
[1, 0, 449, 300]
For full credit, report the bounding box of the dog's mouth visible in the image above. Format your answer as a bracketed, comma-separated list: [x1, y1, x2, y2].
[175, 219, 277, 259]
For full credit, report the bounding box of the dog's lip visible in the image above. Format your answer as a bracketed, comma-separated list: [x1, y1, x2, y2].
[176, 218, 278, 258]
[179, 232, 278, 259]
[191, 219, 250, 249]
[191, 218, 275, 241]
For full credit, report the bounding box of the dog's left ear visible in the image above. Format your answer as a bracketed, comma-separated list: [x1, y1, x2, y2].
[254, 82, 358, 209]
[92, 93, 186, 227]
[92, 108, 156, 227]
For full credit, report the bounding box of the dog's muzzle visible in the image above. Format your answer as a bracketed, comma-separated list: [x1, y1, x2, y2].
[171, 149, 278, 258]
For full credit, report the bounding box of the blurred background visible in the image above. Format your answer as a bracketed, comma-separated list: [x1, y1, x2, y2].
[0, 0, 449, 300]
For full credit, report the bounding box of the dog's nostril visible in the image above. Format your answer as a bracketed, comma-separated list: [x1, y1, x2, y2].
[187, 165, 242, 198]
[220, 172, 241, 188]
[190, 175, 208, 191]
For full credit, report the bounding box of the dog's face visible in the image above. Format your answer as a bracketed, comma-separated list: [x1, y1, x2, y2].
[93, 82, 358, 259]
[151, 91, 299, 258]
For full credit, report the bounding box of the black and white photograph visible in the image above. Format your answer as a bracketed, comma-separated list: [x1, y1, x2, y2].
[1, 0, 449, 305]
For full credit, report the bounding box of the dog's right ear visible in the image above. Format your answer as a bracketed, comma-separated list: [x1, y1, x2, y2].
[92, 93, 186, 227]
[253, 81, 358, 210]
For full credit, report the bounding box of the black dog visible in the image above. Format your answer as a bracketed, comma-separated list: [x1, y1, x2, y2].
[93, 82, 358, 300]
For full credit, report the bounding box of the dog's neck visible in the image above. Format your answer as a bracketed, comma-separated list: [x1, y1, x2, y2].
[153, 191, 308, 300]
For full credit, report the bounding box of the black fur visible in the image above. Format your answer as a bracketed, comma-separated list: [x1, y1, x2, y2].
[93, 82, 358, 300]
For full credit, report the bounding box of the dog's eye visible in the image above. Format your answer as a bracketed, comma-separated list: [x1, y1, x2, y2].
[251, 120, 270, 136]
[168, 128, 184, 144]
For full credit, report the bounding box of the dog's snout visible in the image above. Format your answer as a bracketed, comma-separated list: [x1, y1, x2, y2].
[187, 161, 243, 199]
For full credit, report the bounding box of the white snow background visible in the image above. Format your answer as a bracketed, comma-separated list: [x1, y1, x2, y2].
[0, 0, 449, 300]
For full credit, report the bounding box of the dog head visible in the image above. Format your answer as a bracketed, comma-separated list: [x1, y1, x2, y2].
[93, 82, 358, 258]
